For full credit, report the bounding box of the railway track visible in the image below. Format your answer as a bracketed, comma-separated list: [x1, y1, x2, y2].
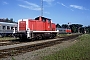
[0, 39, 29, 46]
[0, 33, 79, 46]
[0, 34, 82, 58]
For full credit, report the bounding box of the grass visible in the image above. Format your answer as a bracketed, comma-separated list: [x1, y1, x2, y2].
[0, 37, 16, 40]
[58, 34, 72, 37]
[42, 34, 90, 60]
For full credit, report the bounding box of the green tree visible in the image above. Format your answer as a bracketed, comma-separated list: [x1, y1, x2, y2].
[85, 26, 90, 33]
[9, 18, 13, 23]
[70, 24, 83, 33]
[5, 18, 9, 22]
[61, 24, 68, 28]
[56, 24, 61, 28]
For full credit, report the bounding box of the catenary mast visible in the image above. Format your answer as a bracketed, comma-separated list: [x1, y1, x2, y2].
[41, 0, 43, 16]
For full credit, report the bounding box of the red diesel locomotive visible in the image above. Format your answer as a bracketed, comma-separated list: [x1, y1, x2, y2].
[14, 16, 58, 40]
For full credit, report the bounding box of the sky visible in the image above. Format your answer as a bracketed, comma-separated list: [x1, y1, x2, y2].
[0, 0, 90, 26]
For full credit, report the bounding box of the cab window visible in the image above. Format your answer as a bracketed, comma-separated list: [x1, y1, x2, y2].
[7, 26, 10, 30]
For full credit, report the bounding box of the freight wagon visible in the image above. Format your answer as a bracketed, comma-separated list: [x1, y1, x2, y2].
[14, 16, 58, 40]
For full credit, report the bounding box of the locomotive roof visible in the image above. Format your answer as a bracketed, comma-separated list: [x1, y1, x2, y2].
[35, 16, 51, 20]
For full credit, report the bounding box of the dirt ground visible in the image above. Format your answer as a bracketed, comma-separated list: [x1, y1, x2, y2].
[1, 38, 78, 60]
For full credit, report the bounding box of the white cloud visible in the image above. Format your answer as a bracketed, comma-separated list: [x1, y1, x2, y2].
[24, 1, 40, 8]
[61, 3, 68, 8]
[43, 0, 55, 5]
[70, 5, 88, 10]
[18, 1, 41, 11]
[57, 2, 68, 8]
[70, 9, 74, 11]
[57, 2, 75, 11]
[19, 4, 40, 10]
[44, 12, 50, 14]
[3, 2, 8, 5]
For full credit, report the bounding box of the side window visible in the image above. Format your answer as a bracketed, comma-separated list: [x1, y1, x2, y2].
[42, 19, 45, 22]
[0, 25, 1, 30]
[2, 26, 6, 30]
[11, 27, 13, 30]
[47, 19, 51, 23]
[48, 20, 50, 23]
[7, 26, 10, 30]
[59, 30, 62, 31]
[42, 18, 46, 22]
[15, 27, 17, 30]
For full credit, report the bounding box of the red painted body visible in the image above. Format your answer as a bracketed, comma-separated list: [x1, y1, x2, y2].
[51, 23, 56, 31]
[18, 16, 56, 31]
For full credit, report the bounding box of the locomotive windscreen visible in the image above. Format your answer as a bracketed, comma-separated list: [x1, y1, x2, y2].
[35, 16, 51, 22]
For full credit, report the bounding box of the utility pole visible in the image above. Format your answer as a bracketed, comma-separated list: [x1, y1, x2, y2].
[68, 22, 71, 29]
[41, 0, 43, 16]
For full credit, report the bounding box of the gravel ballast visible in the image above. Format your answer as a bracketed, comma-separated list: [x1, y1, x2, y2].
[1, 38, 78, 60]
